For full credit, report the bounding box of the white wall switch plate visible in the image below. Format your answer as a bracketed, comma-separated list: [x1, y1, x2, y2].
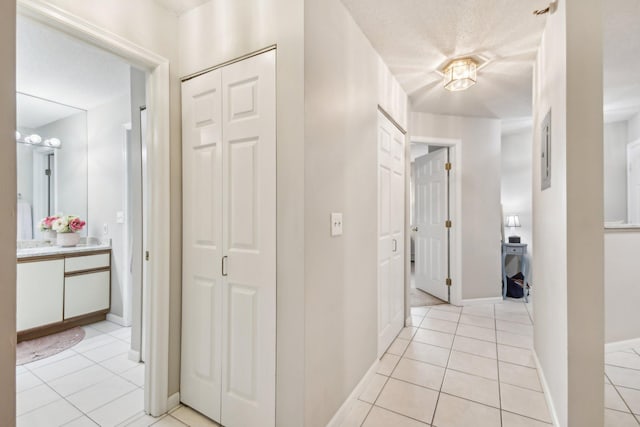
[116, 211, 125, 224]
[331, 212, 343, 236]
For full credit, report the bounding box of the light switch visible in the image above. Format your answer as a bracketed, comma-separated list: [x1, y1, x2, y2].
[331, 213, 343, 236]
[103, 223, 108, 235]
[116, 211, 125, 224]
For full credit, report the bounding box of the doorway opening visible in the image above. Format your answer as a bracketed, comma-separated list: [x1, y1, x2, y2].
[408, 137, 461, 308]
[17, 1, 170, 424]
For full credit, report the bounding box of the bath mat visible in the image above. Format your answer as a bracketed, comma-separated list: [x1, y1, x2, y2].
[16, 327, 85, 366]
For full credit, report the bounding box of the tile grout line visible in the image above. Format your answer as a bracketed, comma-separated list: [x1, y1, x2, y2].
[428, 305, 462, 427]
[357, 308, 430, 427]
[17, 324, 142, 427]
[607, 372, 640, 425]
[494, 303, 504, 427]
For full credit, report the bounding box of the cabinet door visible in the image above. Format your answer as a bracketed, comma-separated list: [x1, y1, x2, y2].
[17, 259, 64, 331]
[64, 271, 110, 319]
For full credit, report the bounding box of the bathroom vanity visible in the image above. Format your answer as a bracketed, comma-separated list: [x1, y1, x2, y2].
[17, 242, 111, 342]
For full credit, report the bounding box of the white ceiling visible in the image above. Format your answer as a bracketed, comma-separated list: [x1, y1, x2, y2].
[17, 94, 82, 130]
[16, 15, 131, 128]
[154, 0, 209, 15]
[342, 0, 640, 124]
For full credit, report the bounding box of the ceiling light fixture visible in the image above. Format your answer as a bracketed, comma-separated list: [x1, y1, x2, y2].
[443, 57, 478, 92]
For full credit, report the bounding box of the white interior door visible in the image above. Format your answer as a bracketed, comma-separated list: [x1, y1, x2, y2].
[628, 140, 640, 224]
[414, 149, 448, 302]
[378, 111, 405, 357]
[181, 68, 224, 421]
[181, 50, 276, 427]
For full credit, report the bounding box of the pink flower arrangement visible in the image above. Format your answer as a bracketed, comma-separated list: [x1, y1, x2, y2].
[52, 215, 86, 233]
[39, 216, 60, 231]
[69, 217, 86, 232]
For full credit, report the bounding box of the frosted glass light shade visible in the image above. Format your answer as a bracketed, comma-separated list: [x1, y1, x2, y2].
[27, 134, 42, 144]
[443, 58, 478, 91]
[46, 138, 61, 148]
[505, 215, 521, 228]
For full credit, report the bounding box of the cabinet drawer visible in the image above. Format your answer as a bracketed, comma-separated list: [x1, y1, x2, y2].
[505, 246, 525, 255]
[64, 271, 110, 319]
[65, 253, 110, 273]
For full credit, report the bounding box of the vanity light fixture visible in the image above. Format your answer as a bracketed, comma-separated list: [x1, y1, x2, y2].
[443, 57, 478, 91]
[15, 132, 62, 149]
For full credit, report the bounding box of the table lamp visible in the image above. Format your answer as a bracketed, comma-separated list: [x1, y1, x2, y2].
[505, 215, 521, 243]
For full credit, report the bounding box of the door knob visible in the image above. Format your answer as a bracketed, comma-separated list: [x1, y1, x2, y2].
[411, 226, 418, 232]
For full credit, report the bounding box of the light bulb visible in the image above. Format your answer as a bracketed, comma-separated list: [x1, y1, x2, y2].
[29, 134, 42, 144]
[47, 138, 61, 148]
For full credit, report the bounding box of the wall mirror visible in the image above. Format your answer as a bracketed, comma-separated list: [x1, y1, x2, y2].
[16, 92, 88, 240]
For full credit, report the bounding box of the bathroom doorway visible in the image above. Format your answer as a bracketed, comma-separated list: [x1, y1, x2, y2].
[14, 3, 170, 421]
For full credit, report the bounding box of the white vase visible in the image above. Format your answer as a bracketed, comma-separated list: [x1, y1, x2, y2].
[57, 232, 80, 247]
[43, 229, 57, 242]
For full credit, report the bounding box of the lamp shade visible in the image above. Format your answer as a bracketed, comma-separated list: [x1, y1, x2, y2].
[505, 215, 521, 228]
[443, 58, 478, 91]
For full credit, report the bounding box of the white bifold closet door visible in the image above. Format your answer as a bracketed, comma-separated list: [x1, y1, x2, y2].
[377, 111, 405, 357]
[180, 50, 276, 427]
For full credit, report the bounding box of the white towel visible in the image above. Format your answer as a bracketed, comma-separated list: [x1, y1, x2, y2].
[17, 200, 33, 240]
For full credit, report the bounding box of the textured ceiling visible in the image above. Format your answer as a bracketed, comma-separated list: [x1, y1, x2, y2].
[343, 0, 640, 123]
[341, 0, 550, 119]
[17, 15, 130, 128]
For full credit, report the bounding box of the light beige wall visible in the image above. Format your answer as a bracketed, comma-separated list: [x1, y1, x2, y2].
[501, 129, 533, 276]
[179, 2, 306, 424]
[532, 4, 568, 424]
[532, 1, 604, 425]
[604, 230, 640, 343]
[27, 0, 183, 395]
[0, 1, 16, 425]
[303, 0, 410, 424]
[303, 0, 376, 424]
[410, 112, 502, 301]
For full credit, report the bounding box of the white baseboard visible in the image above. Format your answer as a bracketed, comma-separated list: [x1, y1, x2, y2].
[460, 297, 504, 306]
[106, 313, 131, 327]
[605, 337, 640, 353]
[167, 392, 180, 412]
[327, 359, 379, 427]
[533, 350, 560, 427]
[128, 349, 141, 363]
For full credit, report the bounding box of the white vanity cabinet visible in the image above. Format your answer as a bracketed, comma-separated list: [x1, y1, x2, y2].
[17, 249, 111, 341]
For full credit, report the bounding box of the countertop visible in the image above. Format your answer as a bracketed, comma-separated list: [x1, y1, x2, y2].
[17, 239, 111, 259]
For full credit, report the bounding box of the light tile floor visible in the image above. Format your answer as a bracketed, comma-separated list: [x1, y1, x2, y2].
[20, 303, 640, 426]
[341, 298, 555, 427]
[604, 348, 640, 426]
[16, 320, 217, 427]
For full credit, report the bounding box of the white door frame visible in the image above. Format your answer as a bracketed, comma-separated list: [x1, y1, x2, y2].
[18, 0, 172, 416]
[627, 139, 640, 224]
[408, 136, 462, 308]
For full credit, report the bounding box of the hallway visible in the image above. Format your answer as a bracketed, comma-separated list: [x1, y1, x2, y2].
[341, 299, 551, 426]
